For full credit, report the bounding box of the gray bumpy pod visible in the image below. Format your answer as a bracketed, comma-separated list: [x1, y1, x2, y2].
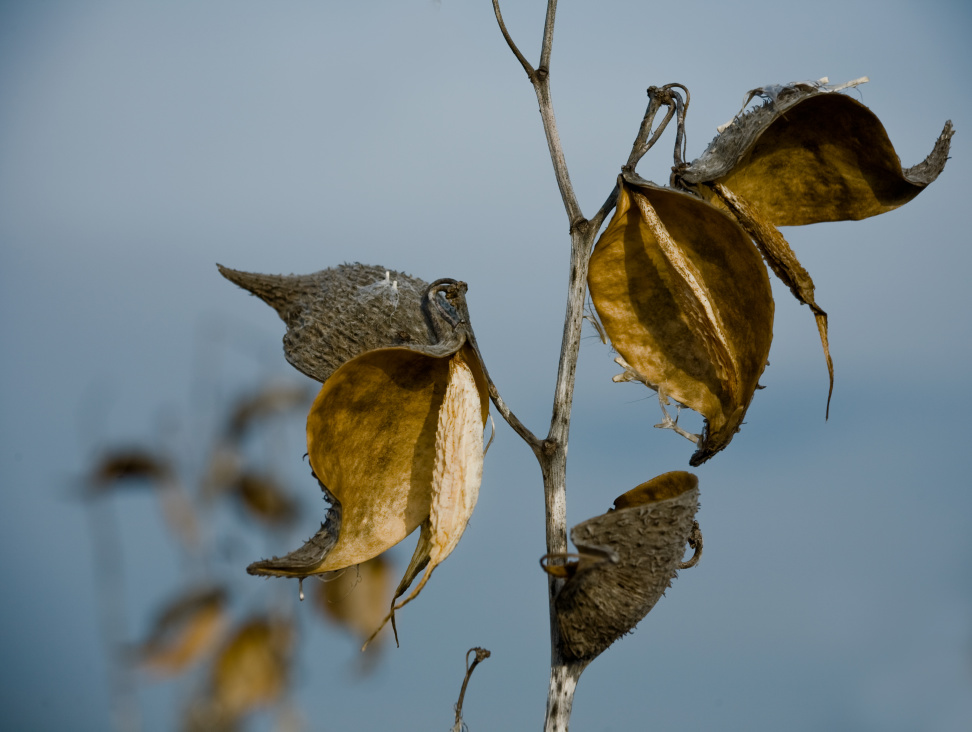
[545, 471, 700, 661]
[217, 262, 477, 384]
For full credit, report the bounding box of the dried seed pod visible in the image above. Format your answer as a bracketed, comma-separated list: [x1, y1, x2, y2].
[588, 176, 774, 465]
[678, 81, 953, 225]
[543, 471, 700, 661]
[675, 80, 951, 417]
[135, 586, 228, 677]
[222, 265, 490, 640]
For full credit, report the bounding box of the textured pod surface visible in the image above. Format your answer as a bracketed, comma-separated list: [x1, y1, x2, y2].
[226, 264, 492, 637]
[248, 344, 488, 577]
[589, 177, 774, 464]
[218, 263, 438, 384]
[553, 472, 700, 661]
[679, 86, 953, 225]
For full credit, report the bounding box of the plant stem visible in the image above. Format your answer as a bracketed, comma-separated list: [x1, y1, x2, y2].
[491, 2, 615, 729]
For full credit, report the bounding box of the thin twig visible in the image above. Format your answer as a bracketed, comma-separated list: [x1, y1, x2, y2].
[589, 183, 620, 241]
[678, 521, 704, 569]
[494, 0, 583, 227]
[491, 0, 535, 79]
[467, 336, 542, 453]
[538, 0, 557, 73]
[668, 83, 691, 177]
[452, 647, 491, 732]
[624, 88, 675, 173]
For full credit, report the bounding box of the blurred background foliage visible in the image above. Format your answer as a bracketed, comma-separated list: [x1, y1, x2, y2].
[2, 2, 971, 731]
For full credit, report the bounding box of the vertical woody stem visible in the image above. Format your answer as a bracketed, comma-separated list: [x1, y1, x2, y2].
[491, 1, 613, 729]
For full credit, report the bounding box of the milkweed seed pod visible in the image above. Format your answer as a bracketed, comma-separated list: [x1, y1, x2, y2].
[676, 80, 952, 413]
[677, 79, 953, 225]
[543, 471, 700, 661]
[588, 175, 774, 465]
[219, 264, 490, 640]
[135, 586, 228, 677]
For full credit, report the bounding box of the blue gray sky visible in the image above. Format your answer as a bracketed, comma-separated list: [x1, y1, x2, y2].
[2, 1, 971, 730]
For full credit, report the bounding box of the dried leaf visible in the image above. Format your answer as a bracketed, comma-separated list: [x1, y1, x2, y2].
[588, 176, 774, 464]
[209, 617, 292, 722]
[543, 471, 700, 661]
[136, 587, 228, 677]
[680, 82, 953, 225]
[87, 449, 174, 491]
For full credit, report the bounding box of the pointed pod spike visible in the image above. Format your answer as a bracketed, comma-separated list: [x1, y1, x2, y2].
[903, 120, 954, 187]
[216, 265, 309, 323]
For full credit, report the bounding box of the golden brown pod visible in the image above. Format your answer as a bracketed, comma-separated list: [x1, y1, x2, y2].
[222, 266, 491, 640]
[542, 471, 700, 661]
[588, 176, 774, 465]
[678, 83, 953, 225]
[676, 80, 951, 416]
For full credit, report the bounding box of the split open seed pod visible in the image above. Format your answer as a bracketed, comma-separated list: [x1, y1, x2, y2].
[676, 79, 952, 416]
[220, 264, 490, 641]
[588, 175, 774, 465]
[542, 471, 701, 661]
[677, 80, 953, 225]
